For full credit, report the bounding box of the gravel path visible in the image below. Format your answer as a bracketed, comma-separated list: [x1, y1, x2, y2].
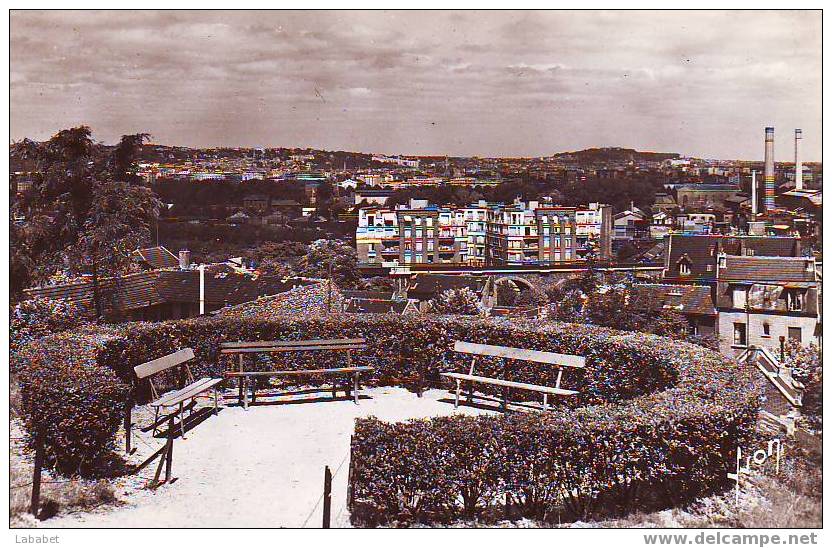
[47, 387, 492, 528]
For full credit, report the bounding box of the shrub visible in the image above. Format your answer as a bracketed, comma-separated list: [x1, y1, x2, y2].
[10, 297, 85, 357]
[14, 327, 129, 476]
[430, 288, 484, 315]
[15, 313, 759, 521]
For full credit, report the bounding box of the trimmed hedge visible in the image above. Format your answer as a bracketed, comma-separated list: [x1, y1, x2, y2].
[14, 327, 129, 476]
[13, 314, 760, 524]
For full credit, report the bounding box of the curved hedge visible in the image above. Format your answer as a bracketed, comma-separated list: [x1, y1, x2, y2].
[13, 314, 760, 524]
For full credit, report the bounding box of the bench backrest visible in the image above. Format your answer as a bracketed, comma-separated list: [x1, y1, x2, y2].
[453, 341, 585, 368]
[134, 348, 196, 379]
[220, 338, 366, 353]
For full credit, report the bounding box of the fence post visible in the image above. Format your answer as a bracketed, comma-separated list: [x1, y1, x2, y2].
[30, 431, 44, 518]
[125, 394, 133, 454]
[346, 436, 355, 512]
[322, 465, 332, 528]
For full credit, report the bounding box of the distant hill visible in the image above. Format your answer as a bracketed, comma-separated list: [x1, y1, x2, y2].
[552, 147, 680, 163]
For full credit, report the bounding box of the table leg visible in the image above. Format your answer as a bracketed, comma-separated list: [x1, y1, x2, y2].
[543, 393, 548, 412]
[214, 387, 219, 415]
[455, 379, 460, 409]
[238, 355, 244, 406]
[353, 373, 359, 404]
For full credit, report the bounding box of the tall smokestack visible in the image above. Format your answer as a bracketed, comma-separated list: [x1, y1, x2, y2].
[751, 170, 757, 216]
[764, 127, 775, 211]
[794, 129, 803, 190]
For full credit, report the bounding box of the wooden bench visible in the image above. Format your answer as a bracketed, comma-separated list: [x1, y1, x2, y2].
[219, 338, 372, 409]
[134, 348, 223, 439]
[440, 341, 585, 411]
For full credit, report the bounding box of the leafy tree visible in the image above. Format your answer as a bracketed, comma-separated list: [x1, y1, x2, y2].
[782, 340, 822, 431]
[249, 241, 306, 278]
[10, 127, 160, 315]
[299, 239, 360, 287]
[431, 287, 484, 316]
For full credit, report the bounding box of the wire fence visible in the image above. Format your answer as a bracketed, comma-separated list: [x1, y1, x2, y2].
[300, 448, 351, 528]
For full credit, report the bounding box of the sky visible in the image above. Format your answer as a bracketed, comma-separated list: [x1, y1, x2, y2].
[10, 10, 822, 160]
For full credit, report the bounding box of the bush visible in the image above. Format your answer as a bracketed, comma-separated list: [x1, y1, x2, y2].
[15, 312, 759, 519]
[14, 327, 129, 476]
[10, 297, 85, 356]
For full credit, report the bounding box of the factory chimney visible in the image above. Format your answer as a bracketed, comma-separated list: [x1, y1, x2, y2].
[764, 127, 776, 211]
[794, 129, 803, 190]
[751, 170, 757, 216]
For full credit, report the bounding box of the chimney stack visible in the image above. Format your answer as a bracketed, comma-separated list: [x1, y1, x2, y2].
[751, 170, 757, 216]
[178, 249, 191, 270]
[794, 129, 803, 190]
[764, 127, 776, 211]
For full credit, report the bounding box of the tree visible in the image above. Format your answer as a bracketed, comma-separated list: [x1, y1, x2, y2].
[782, 340, 822, 431]
[431, 287, 484, 316]
[315, 182, 335, 219]
[299, 239, 360, 287]
[10, 127, 160, 315]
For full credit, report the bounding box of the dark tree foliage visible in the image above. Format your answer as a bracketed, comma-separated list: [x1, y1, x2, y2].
[10, 127, 160, 309]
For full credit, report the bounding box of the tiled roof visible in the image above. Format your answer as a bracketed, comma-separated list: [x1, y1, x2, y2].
[22, 269, 298, 315]
[720, 256, 817, 283]
[407, 274, 487, 299]
[344, 298, 408, 314]
[631, 284, 716, 316]
[665, 234, 801, 281]
[131, 246, 180, 269]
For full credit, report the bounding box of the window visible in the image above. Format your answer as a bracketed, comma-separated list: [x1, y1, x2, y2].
[762, 323, 770, 337]
[733, 287, 747, 309]
[733, 323, 747, 346]
[787, 290, 804, 311]
[679, 260, 691, 276]
[788, 327, 801, 342]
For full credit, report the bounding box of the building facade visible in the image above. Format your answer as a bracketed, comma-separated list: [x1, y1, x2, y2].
[356, 199, 612, 267]
[715, 254, 821, 357]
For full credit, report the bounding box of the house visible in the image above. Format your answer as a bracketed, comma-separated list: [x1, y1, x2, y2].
[613, 207, 648, 241]
[630, 283, 717, 337]
[663, 234, 801, 284]
[22, 267, 308, 322]
[715, 254, 821, 357]
[242, 194, 270, 214]
[130, 246, 180, 270]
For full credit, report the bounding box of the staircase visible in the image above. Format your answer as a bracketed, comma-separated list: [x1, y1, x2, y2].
[737, 346, 803, 407]
[738, 346, 803, 437]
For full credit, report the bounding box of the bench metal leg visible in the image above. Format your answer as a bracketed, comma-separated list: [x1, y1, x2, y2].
[243, 376, 249, 410]
[353, 373, 359, 404]
[152, 407, 160, 437]
[251, 379, 256, 405]
[454, 379, 461, 409]
[179, 402, 186, 440]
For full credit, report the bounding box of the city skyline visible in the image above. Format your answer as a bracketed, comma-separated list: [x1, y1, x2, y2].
[11, 10, 822, 161]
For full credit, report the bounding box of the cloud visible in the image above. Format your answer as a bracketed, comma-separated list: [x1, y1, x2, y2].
[9, 9, 821, 160]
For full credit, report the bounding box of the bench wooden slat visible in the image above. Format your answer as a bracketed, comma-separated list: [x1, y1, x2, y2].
[152, 377, 223, 408]
[440, 372, 578, 396]
[453, 341, 585, 368]
[220, 338, 365, 350]
[135, 348, 196, 379]
[225, 366, 374, 377]
[221, 344, 365, 354]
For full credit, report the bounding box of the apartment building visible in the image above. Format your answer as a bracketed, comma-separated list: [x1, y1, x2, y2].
[356, 199, 611, 266]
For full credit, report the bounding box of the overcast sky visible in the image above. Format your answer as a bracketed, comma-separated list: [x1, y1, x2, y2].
[10, 10, 821, 160]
